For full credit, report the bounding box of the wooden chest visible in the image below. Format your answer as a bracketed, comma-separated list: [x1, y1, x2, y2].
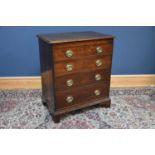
[37, 31, 114, 123]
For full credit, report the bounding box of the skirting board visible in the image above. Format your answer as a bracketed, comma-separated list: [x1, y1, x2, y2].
[0, 75, 155, 89]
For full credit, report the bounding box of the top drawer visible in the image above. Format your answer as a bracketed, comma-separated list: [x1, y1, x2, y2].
[53, 39, 113, 62]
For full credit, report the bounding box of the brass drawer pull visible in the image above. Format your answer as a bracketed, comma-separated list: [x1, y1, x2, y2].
[96, 59, 102, 67]
[66, 64, 73, 71]
[95, 74, 101, 81]
[66, 79, 74, 87]
[65, 49, 73, 57]
[96, 46, 103, 54]
[94, 89, 101, 96]
[66, 96, 74, 103]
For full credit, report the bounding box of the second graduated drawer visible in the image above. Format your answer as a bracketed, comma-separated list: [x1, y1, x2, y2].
[54, 55, 112, 76]
[55, 69, 111, 91]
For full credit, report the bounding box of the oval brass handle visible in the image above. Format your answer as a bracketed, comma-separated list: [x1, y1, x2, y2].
[66, 79, 74, 87]
[96, 59, 102, 67]
[95, 74, 101, 81]
[94, 89, 101, 96]
[96, 46, 103, 54]
[66, 96, 74, 103]
[65, 49, 73, 57]
[66, 64, 73, 71]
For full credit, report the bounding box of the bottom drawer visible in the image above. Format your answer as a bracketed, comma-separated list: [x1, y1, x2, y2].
[55, 82, 110, 110]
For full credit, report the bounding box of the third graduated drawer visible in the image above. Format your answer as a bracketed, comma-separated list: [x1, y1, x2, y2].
[55, 69, 111, 91]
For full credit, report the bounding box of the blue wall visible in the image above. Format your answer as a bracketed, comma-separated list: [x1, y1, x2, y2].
[0, 26, 155, 76]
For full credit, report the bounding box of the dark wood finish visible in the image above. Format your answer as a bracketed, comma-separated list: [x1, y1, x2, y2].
[37, 31, 113, 44]
[52, 114, 62, 123]
[53, 40, 113, 62]
[55, 98, 111, 116]
[100, 101, 111, 108]
[37, 31, 114, 123]
[55, 82, 110, 110]
[55, 69, 111, 91]
[53, 39, 113, 48]
[38, 40, 55, 114]
[54, 55, 112, 76]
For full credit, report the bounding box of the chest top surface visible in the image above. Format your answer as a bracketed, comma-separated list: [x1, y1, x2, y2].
[37, 31, 113, 44]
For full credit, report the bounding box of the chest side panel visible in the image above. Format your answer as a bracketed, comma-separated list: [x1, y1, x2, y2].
[38, 39, 55, 113]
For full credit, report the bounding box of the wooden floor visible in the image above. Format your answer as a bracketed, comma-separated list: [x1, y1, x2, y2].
[0, 74, 155, 89]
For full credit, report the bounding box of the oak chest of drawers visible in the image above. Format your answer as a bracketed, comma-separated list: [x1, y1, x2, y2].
[37, 31, 114, 123]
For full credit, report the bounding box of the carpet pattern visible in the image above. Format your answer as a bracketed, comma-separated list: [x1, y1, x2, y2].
[0, 87, 155, 129]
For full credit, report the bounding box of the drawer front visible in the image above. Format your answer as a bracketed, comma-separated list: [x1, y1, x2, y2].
[55, 82, 109, 110]
[53, 42, 113, 62]
[55, 69, 111, 91]
[53, 39, 113, 48]
[54, 55, 112, 76]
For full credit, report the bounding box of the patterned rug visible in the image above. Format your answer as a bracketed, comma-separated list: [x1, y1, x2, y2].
[0, 87, 155, 129]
